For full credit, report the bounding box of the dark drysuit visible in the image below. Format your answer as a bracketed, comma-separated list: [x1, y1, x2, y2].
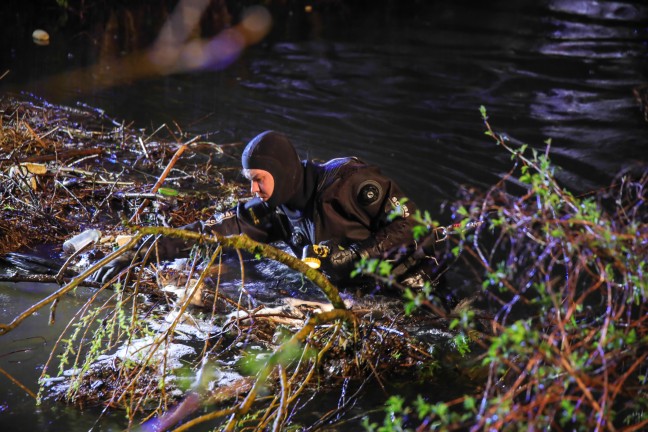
[94, 131, 446, 299]
[176, 157, 440, 290]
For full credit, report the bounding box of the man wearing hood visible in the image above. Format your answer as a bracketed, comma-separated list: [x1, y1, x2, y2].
[95, 131, 447, 301]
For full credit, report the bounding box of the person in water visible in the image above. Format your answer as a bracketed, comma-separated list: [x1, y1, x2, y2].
[94, 131, 451, 305]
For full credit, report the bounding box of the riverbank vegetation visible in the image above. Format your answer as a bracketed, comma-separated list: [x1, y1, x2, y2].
[365, 107, 648, 431]
[1, 97, 646, 430]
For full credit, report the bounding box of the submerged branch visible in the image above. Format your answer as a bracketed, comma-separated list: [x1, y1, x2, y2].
[0, 235, 143, 335]
[0, 366, 37, 399]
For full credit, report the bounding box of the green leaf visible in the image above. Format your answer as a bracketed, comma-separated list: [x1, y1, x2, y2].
[464, 396, 476, 411]
[479, 105, 488, 119]
[385, 395, 405, 414]
[158, 187, 179, 197]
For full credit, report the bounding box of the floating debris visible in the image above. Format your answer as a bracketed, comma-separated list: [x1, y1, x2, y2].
[32, 29, 50, 45]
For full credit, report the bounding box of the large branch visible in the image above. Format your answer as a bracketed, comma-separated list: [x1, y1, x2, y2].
[135, 226, 347, 310]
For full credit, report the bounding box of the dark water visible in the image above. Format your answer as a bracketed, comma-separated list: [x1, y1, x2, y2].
[2, 0, 647, 212]
[1, 0, 647, 429]
[0, 283, 127, 431]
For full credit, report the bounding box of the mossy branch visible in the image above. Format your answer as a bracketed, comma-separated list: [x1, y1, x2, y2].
[135, 225, 348, 310]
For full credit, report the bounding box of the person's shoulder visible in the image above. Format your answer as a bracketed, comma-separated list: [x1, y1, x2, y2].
[315, 157, 362, 189]
[316, 157, 386, 196]
[320, 156, 364, 170]
[320, 156, 381, 176]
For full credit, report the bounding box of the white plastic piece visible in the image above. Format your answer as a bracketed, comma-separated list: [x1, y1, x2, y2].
[62, 229, 101, 254]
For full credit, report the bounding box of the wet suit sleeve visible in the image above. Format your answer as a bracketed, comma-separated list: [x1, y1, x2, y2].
[92, 199, 284, 283]
[156, 198, 285, 259]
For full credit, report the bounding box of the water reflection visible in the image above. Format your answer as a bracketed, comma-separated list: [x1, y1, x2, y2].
[4, 1, 271, 100]
[149, 1, 271, 72]
[531, 89, 633, 123]
[547, 0, 646, 21]
[0, 0, 645, 210]
[1, 1, 647, 429]
[0, 282, 123, 431]
[527, 0, 647, 192]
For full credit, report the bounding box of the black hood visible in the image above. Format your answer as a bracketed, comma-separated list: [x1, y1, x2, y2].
[242, 131, 305, 209]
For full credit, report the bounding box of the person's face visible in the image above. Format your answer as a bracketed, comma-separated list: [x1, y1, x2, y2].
[245, 169, 275, 202]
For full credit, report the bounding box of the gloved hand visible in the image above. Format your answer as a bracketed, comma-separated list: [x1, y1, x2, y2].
[89, 235, 188, 284]
[329, 247, 358, 271]
[90, 250, 139, 284]
[240, 197, 272, 226]
[319, 241, 368, 275]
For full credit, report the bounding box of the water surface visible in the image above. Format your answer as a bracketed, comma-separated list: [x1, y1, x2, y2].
[1, 0, 647, 429]
[2, 0, 646, 213]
